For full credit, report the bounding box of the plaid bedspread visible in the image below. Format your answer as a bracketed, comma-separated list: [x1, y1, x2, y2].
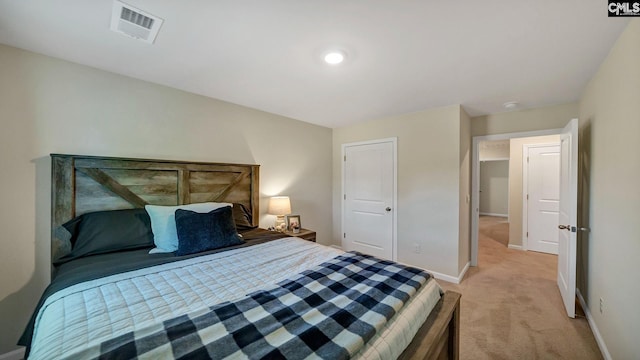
[97, 252, 431, 359]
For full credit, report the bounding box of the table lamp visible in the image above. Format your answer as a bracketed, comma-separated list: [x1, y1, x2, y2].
[268, 196, 291, 231]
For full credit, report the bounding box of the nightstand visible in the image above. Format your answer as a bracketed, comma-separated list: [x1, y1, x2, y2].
[284, 228, 316, 242]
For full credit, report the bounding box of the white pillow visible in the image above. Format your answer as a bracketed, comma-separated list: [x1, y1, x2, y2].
[145, 202, 232, 253]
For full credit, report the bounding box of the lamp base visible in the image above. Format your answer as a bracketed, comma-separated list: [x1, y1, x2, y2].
[274, 215, 286, 231]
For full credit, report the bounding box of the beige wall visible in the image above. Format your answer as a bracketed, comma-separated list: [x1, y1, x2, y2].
[577, 19, 640, 359]
[0, 44, 333, 353]
[458, 109, 471, 273]
[508, 134, 560, 247]
[333, 105, 468, 278]
[479, 161, 509, 216]
[472, 102, 579, 137]
[479, 140, 510, 160]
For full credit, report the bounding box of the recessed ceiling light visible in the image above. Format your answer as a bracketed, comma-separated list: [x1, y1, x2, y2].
[324, 51, 345, 65]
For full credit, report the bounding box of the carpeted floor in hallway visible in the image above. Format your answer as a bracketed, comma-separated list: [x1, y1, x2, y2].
[437, 216, 602, 359]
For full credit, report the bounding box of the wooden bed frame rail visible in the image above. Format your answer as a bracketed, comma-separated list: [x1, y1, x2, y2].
[399, 290, 461, 360]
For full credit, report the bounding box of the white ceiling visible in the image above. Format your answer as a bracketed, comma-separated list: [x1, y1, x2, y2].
[0, 1, 628, 128]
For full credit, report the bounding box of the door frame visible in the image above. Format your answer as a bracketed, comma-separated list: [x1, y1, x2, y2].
[341, 137, 398, 261]
[522, 142, 561, 252]
[471, 129, 562, 266]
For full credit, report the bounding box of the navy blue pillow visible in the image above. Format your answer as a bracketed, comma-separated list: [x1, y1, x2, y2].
[174, 206, 244, 256]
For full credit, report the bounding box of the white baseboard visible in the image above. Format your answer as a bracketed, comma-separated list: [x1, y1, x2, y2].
[479, 212, 508, 217]
[0, 348, 24, 360]
[329, 244, 342, 250]
[576, 288, 612, 360]
[458, 261, 470, 282]
[428, 262, 469, 284]
[508, 244, 524, 251]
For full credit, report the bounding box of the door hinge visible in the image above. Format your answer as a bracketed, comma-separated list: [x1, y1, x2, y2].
[526, 232, 528, 237]
[344, 194, 346, 200]
[343, 233, 346, 238]
[527, 156, 529, 163]
[344, 155, 346, 161]
[527, 194, 529, 200]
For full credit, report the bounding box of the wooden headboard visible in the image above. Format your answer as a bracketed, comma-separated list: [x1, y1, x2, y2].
[51, 154, 260, 260]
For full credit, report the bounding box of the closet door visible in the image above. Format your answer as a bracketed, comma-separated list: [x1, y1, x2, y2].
[342, 139, 396, 260]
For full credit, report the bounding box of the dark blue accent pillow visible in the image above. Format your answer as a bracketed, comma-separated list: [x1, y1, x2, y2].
[174, 206, 244, 256]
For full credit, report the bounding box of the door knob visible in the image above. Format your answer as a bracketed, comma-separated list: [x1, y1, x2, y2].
[385, 207, 391, 212]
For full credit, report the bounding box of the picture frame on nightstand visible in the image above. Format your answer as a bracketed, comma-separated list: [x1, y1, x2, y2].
[285, 215, 301, 232]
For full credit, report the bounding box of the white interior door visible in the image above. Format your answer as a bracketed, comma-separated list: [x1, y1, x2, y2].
[343, 139, 395, 260]
[526, 144, 560, 254]
[558, 119, 578, 318]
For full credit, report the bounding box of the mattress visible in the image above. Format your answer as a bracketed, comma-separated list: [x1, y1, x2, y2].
[28, 238, 441, 359]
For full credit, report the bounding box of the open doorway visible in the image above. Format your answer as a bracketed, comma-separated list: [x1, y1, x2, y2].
[479, 160, 509, 219]
[470, 119, 580, 320]
[471, 129, 563, 266]
[478, 140, 510, 248]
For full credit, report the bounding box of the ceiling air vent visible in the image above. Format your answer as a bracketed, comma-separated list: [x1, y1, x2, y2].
[110, 1, 163, 44]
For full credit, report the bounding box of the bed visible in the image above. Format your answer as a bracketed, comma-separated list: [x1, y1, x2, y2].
[19, 154, 460, 359]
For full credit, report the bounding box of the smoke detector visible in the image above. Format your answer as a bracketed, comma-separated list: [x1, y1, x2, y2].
[110, 1, 164, 44]
[503, 101, 520, 110]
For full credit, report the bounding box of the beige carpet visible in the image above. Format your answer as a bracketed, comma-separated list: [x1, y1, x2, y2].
[438, 216, 602, 359]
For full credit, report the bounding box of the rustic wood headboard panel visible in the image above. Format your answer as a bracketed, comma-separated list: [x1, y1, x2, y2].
[51, 154, 260, 260]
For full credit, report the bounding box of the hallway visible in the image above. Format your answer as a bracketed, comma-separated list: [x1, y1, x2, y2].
[438, 216, 602, 359]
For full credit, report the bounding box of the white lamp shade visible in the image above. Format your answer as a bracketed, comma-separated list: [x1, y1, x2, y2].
[268, 196, 291, 215]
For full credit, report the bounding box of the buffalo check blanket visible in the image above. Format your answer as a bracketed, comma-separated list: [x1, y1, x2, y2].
[97, 252, 431, 359]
